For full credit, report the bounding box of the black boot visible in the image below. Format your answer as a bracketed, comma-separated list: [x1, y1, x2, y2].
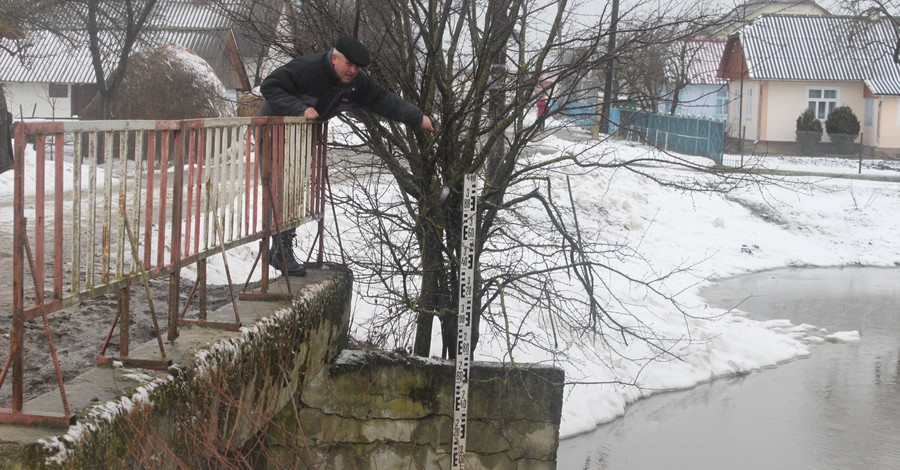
[269, 231, 306, 276]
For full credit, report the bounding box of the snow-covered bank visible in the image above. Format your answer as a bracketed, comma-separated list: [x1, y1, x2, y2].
[515, 133, 900, 437]
[316, 129, 899, 437]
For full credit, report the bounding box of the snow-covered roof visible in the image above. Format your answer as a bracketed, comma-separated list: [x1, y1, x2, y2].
[734, 15, 900, 95]
[153, 0, 233, 30]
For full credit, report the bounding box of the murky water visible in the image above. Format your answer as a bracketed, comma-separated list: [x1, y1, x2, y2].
[558, 267, 900, 470]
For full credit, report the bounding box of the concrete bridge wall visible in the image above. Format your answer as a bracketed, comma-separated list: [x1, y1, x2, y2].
[267, 350, 564, 469]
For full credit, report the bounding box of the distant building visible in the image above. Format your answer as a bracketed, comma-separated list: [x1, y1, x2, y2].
[706, 0, 831, 39]
[656, 40, 729, 120]
[718, 14, 900, 157]
[656, 1, 830, 120]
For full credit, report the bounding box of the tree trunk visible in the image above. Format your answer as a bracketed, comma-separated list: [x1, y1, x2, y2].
[0, 84, 13, 174]
[668, 86, 681, 115]
[413, 195, 453, 357]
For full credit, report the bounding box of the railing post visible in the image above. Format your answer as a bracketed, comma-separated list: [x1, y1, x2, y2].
[119, 282, 130, 357]
[10, 122, 26, 412]
[198, 259, 208, 320]
[260, 121, 273, 292]
[168, 123, 185, 342]
[316, 123, 327, 267]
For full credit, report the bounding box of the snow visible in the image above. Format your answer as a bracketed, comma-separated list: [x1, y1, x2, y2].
[5, 123, 900, 440]
[317, 123, 900, 438]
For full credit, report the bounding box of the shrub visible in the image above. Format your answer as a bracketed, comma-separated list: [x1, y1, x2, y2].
[796, 108, 823, 134]
[795, 108, 822, 146]
[825, 105, 860, 137]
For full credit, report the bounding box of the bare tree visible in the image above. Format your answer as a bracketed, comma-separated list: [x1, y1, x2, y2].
[1, 0, 69, 170]
[78, 0, 160, 118]
[843, 0, 900, 62]
[212, 0, 746, 363]
[1, 0, 161, 119]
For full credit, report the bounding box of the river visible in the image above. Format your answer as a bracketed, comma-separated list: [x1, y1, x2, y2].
[558, 266, 900, 470]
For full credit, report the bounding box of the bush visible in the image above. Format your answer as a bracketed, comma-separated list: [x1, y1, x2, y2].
[796, 108, 823, 134]
[825, 105, 860, 138]
[795, 108, 822, 147]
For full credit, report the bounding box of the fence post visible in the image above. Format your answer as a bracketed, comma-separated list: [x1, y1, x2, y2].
[741, 126, 746, 167]
[858, 132, 863, 175]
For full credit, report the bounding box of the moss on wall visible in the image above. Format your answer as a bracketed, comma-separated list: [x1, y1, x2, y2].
[267, 350, 565, 470]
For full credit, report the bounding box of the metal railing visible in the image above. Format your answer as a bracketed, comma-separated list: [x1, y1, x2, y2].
[1, 116, 328, 426]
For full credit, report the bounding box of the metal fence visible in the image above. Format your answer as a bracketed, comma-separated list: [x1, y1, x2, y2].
[721, 129, 874, 167]
[2, 116, 327, 426]
[610, 109, 726, 163]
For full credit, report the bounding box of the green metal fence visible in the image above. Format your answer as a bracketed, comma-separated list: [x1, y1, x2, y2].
[610, 109, 725, 164]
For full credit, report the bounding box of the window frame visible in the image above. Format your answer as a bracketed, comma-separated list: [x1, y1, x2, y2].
[48, 83, 68, 99]
[806, 86, 839, 121]
[714, 87, 728, 119]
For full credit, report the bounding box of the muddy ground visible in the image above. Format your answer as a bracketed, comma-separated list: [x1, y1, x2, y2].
[0, 279, 239, 405]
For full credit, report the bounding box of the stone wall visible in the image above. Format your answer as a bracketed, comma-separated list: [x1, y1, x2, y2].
[265, 350, 565, 470]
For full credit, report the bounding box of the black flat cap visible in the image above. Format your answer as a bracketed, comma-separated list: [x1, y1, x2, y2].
[335, 36, 370, 67]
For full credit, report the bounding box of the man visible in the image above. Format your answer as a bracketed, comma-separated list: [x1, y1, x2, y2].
[258, 36, 434, 276]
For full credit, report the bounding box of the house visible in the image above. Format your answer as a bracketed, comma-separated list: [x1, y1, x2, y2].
[718, 14, 900, 157]
[655, 1, 830, 120]
[656, 40, 729, 120]
[706, 0, 831, 39]
[0, 0, 258, 120]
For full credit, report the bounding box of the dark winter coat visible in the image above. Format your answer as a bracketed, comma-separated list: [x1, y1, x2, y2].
[258, 51, 423, 127]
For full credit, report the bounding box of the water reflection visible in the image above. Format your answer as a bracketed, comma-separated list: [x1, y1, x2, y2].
[559, 267, 900, 470]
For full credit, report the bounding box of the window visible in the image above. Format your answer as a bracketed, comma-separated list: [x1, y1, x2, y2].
[714, 87, 728, 119]
[807, 87, 838, 120]
[48, 83, 68, 98]
[864, 98, 874, 126]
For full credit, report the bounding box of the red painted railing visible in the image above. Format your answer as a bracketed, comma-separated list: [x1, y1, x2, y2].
[1, 116, 327, 427]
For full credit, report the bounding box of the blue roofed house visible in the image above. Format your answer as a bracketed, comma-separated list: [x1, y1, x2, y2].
[0, 0, 260, 120]
[718, 13, 900, 157]
[656, 40, 730, 120]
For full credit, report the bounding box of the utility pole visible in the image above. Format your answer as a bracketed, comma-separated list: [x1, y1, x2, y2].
[598, 0, 619, 136]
